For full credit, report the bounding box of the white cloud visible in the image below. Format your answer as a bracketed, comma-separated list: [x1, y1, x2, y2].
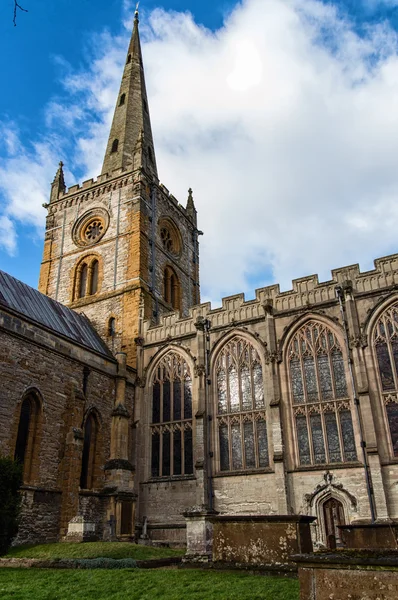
[0, 216, 17, 256]
[2, 0, 398, 304]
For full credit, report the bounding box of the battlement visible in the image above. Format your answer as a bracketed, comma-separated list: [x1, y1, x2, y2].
[50, 167, 188, 214]
[143, 252, 398, 344]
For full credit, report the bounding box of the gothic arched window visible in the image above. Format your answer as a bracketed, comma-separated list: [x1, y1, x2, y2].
[80, 413, 98, 489]
[14, 393, 41, 483]
[215, 337, 268, 472]
[288, 321, 357, 466]
[111, 139, 119, 153]
[163, 266, 180, 310]
[373, 302, 398, 457]
[119, 93, 126, 106]
[151, 353, 193, 478]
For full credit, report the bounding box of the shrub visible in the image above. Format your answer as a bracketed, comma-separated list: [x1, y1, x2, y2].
[0, 456, 23, 556]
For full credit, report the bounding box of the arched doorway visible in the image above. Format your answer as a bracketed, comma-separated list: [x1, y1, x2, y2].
[323, 498, 345, 549]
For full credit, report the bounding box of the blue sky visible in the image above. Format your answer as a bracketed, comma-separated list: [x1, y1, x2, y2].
[2, 0, 398, 304]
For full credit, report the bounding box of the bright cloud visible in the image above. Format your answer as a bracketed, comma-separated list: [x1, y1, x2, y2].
[2, 0, 398, 303]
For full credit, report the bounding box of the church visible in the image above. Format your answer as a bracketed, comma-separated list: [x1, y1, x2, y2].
[1, 8, 398, 550]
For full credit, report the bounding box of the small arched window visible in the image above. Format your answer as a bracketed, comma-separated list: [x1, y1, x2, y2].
[127, 54, 132, 64]
[108, 317, 116, 337]
[80, 413, 98, 490]
[216, 337, 268, 472]
[373, 302, 398, 457]
[111, 139, 119, 153]
[288, 321, 357, 466]
[163, 266, 180, 310]
[75, 257, 101, 301]
[119, 93, 126, 106]
[151, 353, 193, 478]
[14, 393, 41, 483]
[79, 263, 88, 298]
[90, 260, 99, 295]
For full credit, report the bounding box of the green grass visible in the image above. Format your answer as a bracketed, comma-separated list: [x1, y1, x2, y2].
[5, 542, 184, 561]
[0, 569, 299, 599]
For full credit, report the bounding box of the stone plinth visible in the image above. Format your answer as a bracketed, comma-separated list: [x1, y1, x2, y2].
[294, 551, 398, 600]
[183, 507, 218, 562]
[339, 522, 398, 549]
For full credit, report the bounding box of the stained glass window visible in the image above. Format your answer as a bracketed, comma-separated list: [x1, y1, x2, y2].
[151, 353, 193, 477]
[216, 337, 268, 472]
[289, 321, 357, 466]
[373, 303, 398, 456]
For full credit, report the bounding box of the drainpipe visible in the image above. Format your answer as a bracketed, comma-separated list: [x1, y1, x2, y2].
[203, 318, 213, 511]
[335, 285, 376, 523]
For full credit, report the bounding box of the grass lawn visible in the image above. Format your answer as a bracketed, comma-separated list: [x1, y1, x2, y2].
[5, 542, 184, 561]
[0, 568, 299, 600]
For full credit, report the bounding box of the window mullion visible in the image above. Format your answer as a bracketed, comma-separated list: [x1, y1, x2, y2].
[307, 410, 315, 464]
[320, 407, 329, 464]
[240, 415, 245, 469]
[159, 431, 163, 477]
[253, 416, 259, 469]
[335, 403, 345, 461]
[170, 427, 174, 476]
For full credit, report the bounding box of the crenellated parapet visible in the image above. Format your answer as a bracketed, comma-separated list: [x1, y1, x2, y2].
[143, 252, 398, 344]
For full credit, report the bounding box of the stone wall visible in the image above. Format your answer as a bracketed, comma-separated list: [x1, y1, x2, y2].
[0, 304, 133, 544]
[137, 252, 398, 547]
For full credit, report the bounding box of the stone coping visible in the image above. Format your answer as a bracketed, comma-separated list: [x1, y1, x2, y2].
[338, 522, 398, 530]
[0, 556, 182, 570]
[292, 550, 398, 568]
[209, 515, 316, 524]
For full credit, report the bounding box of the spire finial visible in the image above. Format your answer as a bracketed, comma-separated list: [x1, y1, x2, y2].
[50, 160, 66, 202]
[135, 2, 139, 22]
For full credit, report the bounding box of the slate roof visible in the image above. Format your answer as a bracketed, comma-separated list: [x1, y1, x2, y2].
[0, 270, 113, 357]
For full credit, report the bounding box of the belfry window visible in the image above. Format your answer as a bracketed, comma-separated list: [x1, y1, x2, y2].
[75, 257, 101, 300]
[163, 266, 180, 310]
[151, 353, 193, 478]
[288, 321, 357, 466]
[119, 94, 126, 106]
[14, 393, 41, 483]
[373, 302, 398, 457]
[80, 413, 98, 490]
[216, 337, 269, 472]
[90, 260, 99, 295]
[111, 139, 119, 153]
[79, 263, 88, 298]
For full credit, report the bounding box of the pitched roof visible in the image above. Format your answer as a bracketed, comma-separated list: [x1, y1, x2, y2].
[0, 270, 113, 357]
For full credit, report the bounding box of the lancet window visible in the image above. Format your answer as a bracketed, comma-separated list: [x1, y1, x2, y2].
[163, 266, 180, 310]
[80, 412, 98, 490]
[288, 321, 357, 466]
[151, 353, 193, 478]
[14, 392, 41, 483]
[216, 337, 269, 472]
[74, 256, 101, 300]
[373, 302, 398, 457]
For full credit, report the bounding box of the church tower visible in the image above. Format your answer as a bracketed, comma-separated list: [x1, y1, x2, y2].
[39, 8, 201, 368]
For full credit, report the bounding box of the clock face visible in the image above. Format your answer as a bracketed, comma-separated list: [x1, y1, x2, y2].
[72, 208, 110, 247]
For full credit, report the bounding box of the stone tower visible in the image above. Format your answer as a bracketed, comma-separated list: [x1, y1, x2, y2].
[38, 8, 201, 368]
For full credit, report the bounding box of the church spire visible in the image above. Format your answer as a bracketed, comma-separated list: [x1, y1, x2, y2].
[101, 7, 158, 178]
[50, 161, 66, 203]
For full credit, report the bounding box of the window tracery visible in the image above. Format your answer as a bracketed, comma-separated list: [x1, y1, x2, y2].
[158, 218, 182, 257]
[215, 337, 269, 472]
[288, 321, 357, 466]
[373, 302, 398, 457]
[150, 353, 193, 478]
